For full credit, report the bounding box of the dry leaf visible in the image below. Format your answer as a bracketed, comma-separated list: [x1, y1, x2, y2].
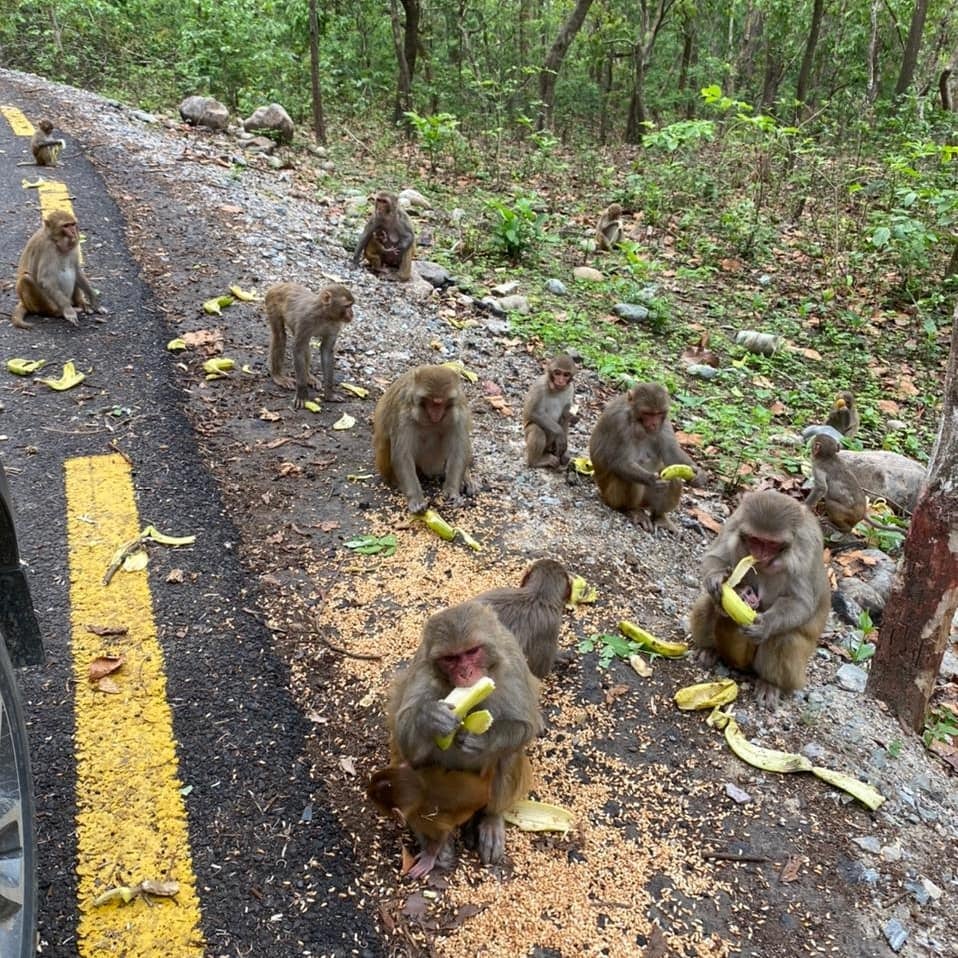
[796, 347, 822, 361]
[277, 462, 301, 477]
[690, 508, 723, 533]
[779, 856, 805, 883]
[86, 624, 128, 637]
[89, 655, 125, 682]
[96, 677, 121, 694]
[897, 377, 919, 397]
[166, 568, 185, 584]
[318, 520, 340, 532]
[674, 430, 703, 446]
[485, 395, 513, 416]
[181, 329, 223, 350]
[259, 408, 281, 422]
[339, 756, 357, 776]
[877, 399, 900, 415]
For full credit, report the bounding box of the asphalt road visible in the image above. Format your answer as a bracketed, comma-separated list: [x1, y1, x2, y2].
[0, 86, 384, 957]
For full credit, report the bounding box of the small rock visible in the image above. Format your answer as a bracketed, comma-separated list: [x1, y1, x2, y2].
[886, 419, 907, 432]
[724, 783, 751, 804]
[482, 318, 511, 336]
[757, 274, 772, 286]
[492, 281, 519, 296]
[545, 278, 567, 295]
[801, 742, 827, 762]
[736, 330, 783, 354]
[851, 835, 881, 854]
[129, 109, 157, 124]
[179, 95, 229, 131]
[882, 918, 907, 952]
[242, 136, 276, 154]
[414, 261, 453, 289]
[573, 266, 604, 282]
[243, 103, 294, 143]
[478, 297, 506, 317]
[613, 303, 650, 323]
[686, 363, 720, 379]
[497, 294, 530, 314]
[835, 663, 868, 693]
[880, 843, 903, 863]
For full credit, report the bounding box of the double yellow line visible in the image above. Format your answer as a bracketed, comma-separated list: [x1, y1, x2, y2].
[3, 104, 205, 955]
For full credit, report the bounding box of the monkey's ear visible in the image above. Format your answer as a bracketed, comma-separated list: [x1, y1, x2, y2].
[319, 289, 333, 304]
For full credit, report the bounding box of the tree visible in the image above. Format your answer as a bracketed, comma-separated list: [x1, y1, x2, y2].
[391, 0, 421, 125]
[537, 0, 597, 131]
[795, 0, 825, 111]
[867, 301, 958, 732]
[308, 0, 327, 145]
[625, 0, 679, 143]
[894, 0, 930, 97]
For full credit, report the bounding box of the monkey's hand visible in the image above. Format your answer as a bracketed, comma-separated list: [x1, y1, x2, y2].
[293, 387, 310, 409]
[703, 572, 727, 605]
[742, 615, 771, 645]
[422, 701, 461, 738]
[63, 306, 79, 326]
[456, 732, 488, 757]
[552, 432, 568, 459]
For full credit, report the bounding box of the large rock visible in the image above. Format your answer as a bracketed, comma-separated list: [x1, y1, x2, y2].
[838, 450, 926, 513]
[179, 95, 229, 131]
[243, 103, 294, 143]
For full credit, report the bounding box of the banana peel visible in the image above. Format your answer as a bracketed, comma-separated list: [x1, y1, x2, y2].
[141, 525, 196, 547]
[674, 679, 739, 710]
[228, 285, 259, 302]
[660, 464, 695, 482]
[202, 295, 234, 315]
[503, 799, 574, 835]
[333, 413, 356, 430]
[7, 358, 46, 376]
[456, 528, 482, 552]
[721, 555, 757, 625]
[441, 360, 478, 383]
[38, 360, 85, 391]
[341, 383, 369, 398]
[166, 338, 187, 352]
[203, 357, 235, 379]
[421, 509, 482, 551]
[436, 677, 495, 750]
[303, 400, 321, 413]
[713, 711, 885, 810]
[568, 575, 597, 607]
[570, 457, 594, 476]
[619, 620, 688, 657]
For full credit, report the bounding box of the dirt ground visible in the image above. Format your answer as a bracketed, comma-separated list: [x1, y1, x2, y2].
[2, 69, 955, 958]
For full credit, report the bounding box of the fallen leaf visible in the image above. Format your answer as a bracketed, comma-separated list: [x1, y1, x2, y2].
[318, 520, 340, 532]
[139, 880, 180, 898]
[259, 408, 281, 422]
[339, 756, 357, 776]
[122, 549, 148, 572]
[95, 677, 121, 694]
[182, 329, 223, 349]
[779, 856, 806, 883]
[166, 568, 185, 584]
[333, 413, 356, 430]
[674, 430, 703, 446]
[689, 508, 722, 533]
[485, 394, 513, 416]
[795, 347, 822, 361]
[877, 399, 900, 415]
[85, 624, 128, 637]
[89, 656, 125, 682]
[605, 683, 630, 704]
[897, 377, 919, 397]
[482, 380, 503, 396]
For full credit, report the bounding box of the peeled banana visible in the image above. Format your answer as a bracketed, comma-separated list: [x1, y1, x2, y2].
[660, 464, 695, 482]
[721, 555, 758, 625]
[618, 620, 688, 657]
[436, 677, 495, 750]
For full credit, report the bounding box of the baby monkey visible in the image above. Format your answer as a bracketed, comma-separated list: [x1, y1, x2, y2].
[265, 282, 355, 407]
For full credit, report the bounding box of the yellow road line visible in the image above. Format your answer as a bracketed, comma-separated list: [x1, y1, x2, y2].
[65, 454, 204, 956]
[37, 180, 74, 218]
[0, 105, 34, 135]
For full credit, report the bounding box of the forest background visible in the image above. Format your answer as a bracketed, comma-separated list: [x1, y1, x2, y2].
[1, 0, 957, 730]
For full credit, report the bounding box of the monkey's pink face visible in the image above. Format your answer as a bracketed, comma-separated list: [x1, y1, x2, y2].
[56, 221, 79, 253]
[424, 396, 450, 424]
[639, 410, 665, 433]
[438, 646, 486, 687]
[549, 369, 572, 391]
[746, 534, 785, 570]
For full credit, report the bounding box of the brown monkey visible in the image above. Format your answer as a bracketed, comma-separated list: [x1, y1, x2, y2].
[689, 490, 830, 708]
[806, 435, 901, 533]
[367, 763, 493, 879]
[473, 558, 571, 679]
[352, 191, 416, 281]
[523, 356, 576, 469]
[373, 364, 476, 513]
[265, 282, 355, 407]
[31, 119, 65, 167]
[589, 383, 699, 533]
[594, 203, 623, 252]
[388, 600, 541, 866]
[12, 210, 100, 329]
[825, 390, 859, 438]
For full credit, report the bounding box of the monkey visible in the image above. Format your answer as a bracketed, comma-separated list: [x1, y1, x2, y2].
[594, 203, 623, 252]
[264, 282, 355, 407]
[373, 364, 476, 514]
[689, 490, 830, 708]
[388, 600, 541, 866]
[12, 210, 100, 330]
[523, 355, 576, 469]
[805, 435, 902, 534]
[352, 191, 416, 282]
[825, 390, 859, 438]
[589, 382, 699, 533]
[367, 763, 493, 879]
[473, 558, 571, 679]
[30, 119, 65, 167]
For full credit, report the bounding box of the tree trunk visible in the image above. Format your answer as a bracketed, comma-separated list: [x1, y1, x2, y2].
[536, 0, 596, 131]
[391, 0, 420, 125]
[894, 0, 929, 98]
[308, 0, 326, 145]
[866, 0, 881, 102]
[867, 301, 958, 732]
[678, 14, 696, 119]
[625, 43, 648, 143]
[795, 0, 825, 109]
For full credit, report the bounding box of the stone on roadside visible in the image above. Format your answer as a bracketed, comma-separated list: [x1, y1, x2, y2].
[478, 297, 506, 317]
[242, 136, 276, 155]
[835, 663, 867, 693]
[243, 103, 294, 143]
[545, 278, 567, 295]
[882, 918, 907, 952]
[573, 266, 604, 282]
[492, 281, 519, 296]
[414, 261, 454, 289]
[179, 95, 229, 131]
[497, 294, 530, 314]
[398, 188, 431, 210]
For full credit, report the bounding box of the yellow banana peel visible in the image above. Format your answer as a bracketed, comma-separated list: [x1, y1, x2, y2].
[203, 357, 235, 378]
[619, 620, 688, 657]
[303, 400, 321, 413]
[436, 677, 496, 750]
[202, 295, 234, 315]
[167, 338, 187, 352]
[7, 358, 46, 376]
[568, 575, 597, 606]
[674, 679, 739, 711]
[660, 464, 695, 482]
[720, 714, 885, 810]
[422, 509, 456, 541]
[461, 709, 493, 734]
[141, 525, 196, 547]
[721, 555, 757, 624]
[456, 528, 482, 552]
[571, 457, 594, 476]
[441, 360, 478, 383]
[38, 360, 85, 391]
[341, 383, 369, 398]
[228, 285, 259, 302]
[503, 799, 574, 834]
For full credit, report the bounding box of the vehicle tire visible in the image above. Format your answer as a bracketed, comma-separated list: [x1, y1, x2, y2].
[0, 636, 37, 958]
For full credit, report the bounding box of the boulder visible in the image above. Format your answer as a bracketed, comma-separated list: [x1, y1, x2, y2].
[243, 103, 294, 143]
[838, 450, 926, 513]
[179, 95, 229, 131]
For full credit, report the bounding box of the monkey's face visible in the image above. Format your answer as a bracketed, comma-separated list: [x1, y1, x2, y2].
[52, 219, 79, 253]
[422, 394, 452, 424]
[437, 644, 486, 687]
[637, 408, 665, 433]
[745, 533, 786, 571]
[375, 197, 393, 218]
[549, 367, 572, 391]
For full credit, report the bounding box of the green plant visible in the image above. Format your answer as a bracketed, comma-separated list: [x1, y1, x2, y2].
[847, 635, 875, 664]
[404, 111, 462, 172]
[922, 707, 958, 749]
[885, 738, 903, 758]
[576, 632, 646, 669]
[486, 195, 548, 262]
